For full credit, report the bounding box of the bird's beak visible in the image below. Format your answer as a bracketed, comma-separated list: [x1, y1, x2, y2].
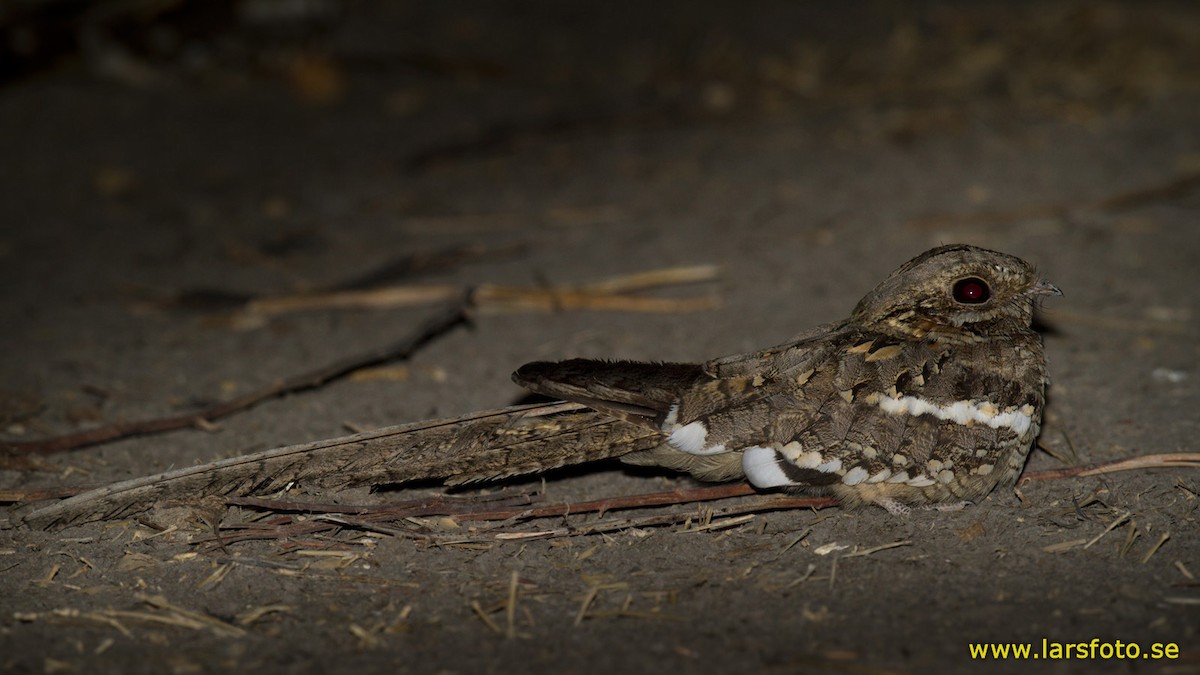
[1029, 279, 1062, 297]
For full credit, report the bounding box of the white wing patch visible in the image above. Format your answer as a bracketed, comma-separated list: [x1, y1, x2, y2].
[742, 446, 792, 488]
[665, 420, 703, 451]
[662, 407, 728, 456]
[742, 441, 946, 490]
[875, 395, 1034, 435]
[666, 392, 1035, 492]
[668, 421, 727, 455]
[661, 404, 679, 429]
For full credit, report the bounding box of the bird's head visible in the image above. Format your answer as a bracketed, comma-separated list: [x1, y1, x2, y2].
[851, 244, 1060, 343]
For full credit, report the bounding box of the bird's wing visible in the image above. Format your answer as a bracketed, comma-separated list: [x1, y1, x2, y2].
[514, 322, 853, 450]
[510, 328, 859, 485]
[664, 334, 848, 456]
[703, 321, 846, 379]
[512, 359, 710, 428]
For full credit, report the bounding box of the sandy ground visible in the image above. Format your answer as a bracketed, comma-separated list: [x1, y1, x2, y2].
[1, 2, 1198, 673]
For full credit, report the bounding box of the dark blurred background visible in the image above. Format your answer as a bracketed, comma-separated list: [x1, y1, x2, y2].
[5, 0, 1197, 139]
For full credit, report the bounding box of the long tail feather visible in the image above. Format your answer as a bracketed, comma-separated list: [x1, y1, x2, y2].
[21, 402, 662, 530]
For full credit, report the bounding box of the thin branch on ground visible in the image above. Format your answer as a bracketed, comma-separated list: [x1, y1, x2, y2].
[156, 242, 526, 312]
[1018, 452, 1200, 485]
[191, 483, 836, 547]
[206, 450, 1194, 544]
[224, 489, 543, 517]
[3, 265, 719, 458]
[244, 265, 720, 317]
[313, 496, 831, 544]
[3, 299, 471, 456]
[225, 483, 794, 522]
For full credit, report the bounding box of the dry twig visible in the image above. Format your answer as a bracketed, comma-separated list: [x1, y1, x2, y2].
[4, 300, 470, 455]
[1018, 453, 1200, 484]
[4, 265, 718, 458]
[187, 484, 834, 549]
[227, 483, 832, 525]
[245, 265, 720, 316]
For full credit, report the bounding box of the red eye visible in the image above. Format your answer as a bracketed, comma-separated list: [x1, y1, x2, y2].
[953, 277, 990, 304]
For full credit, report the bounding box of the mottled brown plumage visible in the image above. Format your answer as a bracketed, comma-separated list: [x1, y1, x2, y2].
[21, 244, 1059, 530]
[514, 244, 1060, 513]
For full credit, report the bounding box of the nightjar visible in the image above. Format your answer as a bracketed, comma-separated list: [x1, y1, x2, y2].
[514, 244, 1060, 514]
